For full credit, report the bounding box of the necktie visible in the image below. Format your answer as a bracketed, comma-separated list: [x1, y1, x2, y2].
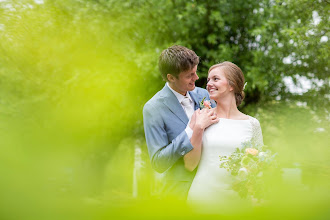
[181, 97, 194, 120]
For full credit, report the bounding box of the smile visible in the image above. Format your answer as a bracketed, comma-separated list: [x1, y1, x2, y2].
[208, 88, 217, 93]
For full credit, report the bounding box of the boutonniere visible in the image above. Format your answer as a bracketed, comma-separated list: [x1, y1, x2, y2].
[199, 97, 212, 109]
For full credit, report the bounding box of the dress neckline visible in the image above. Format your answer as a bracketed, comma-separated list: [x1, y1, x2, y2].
[218, 116, 250, 121]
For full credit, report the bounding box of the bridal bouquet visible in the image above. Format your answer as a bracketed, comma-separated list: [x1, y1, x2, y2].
[219, 141, 277, 200]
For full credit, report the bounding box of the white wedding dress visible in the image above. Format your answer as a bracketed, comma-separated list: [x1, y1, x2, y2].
[187, 116, 263, 213]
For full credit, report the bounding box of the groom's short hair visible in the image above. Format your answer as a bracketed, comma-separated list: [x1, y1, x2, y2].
[159, 45, 199, 80]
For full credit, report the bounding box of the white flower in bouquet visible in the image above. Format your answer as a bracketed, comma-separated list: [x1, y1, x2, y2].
[238, 167, 248, 180]
[258, 152, 268, 161]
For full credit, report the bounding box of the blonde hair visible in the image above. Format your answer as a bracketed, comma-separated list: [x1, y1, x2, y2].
[208, 61, 245, 106]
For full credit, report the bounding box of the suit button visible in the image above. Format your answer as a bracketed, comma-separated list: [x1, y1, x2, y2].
[181, 151, 185, 156]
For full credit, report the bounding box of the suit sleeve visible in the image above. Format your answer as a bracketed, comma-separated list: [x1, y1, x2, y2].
[143, 103, 193, 173]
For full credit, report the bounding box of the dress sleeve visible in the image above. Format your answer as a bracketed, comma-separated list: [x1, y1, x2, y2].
[250, 117, 264, 147]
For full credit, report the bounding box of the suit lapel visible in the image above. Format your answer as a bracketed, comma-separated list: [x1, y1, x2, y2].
[189, 90, 203, 110]
[160, 85, 188, 124]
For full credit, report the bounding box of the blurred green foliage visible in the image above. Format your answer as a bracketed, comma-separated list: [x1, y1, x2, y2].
[0, 0, 329, 219]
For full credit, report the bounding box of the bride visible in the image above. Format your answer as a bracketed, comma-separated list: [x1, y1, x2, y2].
[184, 61, 263, 213]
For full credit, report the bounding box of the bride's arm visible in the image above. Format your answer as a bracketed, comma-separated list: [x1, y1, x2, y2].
[184, 109, 219, 171]
[183, 119, 204, 172]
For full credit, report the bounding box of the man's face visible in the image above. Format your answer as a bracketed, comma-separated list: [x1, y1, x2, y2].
[168, 65, 199, 95]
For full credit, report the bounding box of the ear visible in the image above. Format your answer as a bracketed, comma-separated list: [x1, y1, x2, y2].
[167, 74, 175, 82]
[227, 81, 234, 92]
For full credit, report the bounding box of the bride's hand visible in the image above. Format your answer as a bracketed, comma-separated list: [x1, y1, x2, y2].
[194, 108, 219, 130]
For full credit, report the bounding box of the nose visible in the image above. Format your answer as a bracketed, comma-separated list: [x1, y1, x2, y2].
[194, 72, 199, 81]
[206, 80, 212, 90]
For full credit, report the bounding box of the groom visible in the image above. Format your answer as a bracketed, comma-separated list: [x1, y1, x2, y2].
[143, 45, 214, 199]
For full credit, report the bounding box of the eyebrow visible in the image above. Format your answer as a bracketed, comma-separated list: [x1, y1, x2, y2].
[207, 74, 220, 79]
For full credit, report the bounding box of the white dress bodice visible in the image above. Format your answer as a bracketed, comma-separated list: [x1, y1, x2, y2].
[187, 116, 263, 213]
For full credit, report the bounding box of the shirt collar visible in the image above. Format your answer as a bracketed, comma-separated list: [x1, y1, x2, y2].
[166, 82, 193, 104]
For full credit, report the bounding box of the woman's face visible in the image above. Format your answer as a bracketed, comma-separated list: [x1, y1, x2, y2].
[207, 67, 233, 100]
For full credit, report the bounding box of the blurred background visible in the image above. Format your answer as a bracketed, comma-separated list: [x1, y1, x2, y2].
[0, 0, 329, 219]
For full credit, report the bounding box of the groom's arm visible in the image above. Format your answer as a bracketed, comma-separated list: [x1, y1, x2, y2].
[143, 103, 193, 173]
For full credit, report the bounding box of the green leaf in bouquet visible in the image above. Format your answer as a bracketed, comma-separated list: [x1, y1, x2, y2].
[261, 145, 269, 150]
[231, 168, 239, 176]
[233, 180, 248, 199]
[270, 152, 278, 160]
[241, 155, 254, 166]
[234, 147, 241, 154]
[257, 171, 263, 177]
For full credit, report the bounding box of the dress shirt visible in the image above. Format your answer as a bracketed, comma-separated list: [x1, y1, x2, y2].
[166, 83, 194, 139]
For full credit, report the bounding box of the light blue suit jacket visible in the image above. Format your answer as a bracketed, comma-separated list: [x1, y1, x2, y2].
[143, 84, 213, 198]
